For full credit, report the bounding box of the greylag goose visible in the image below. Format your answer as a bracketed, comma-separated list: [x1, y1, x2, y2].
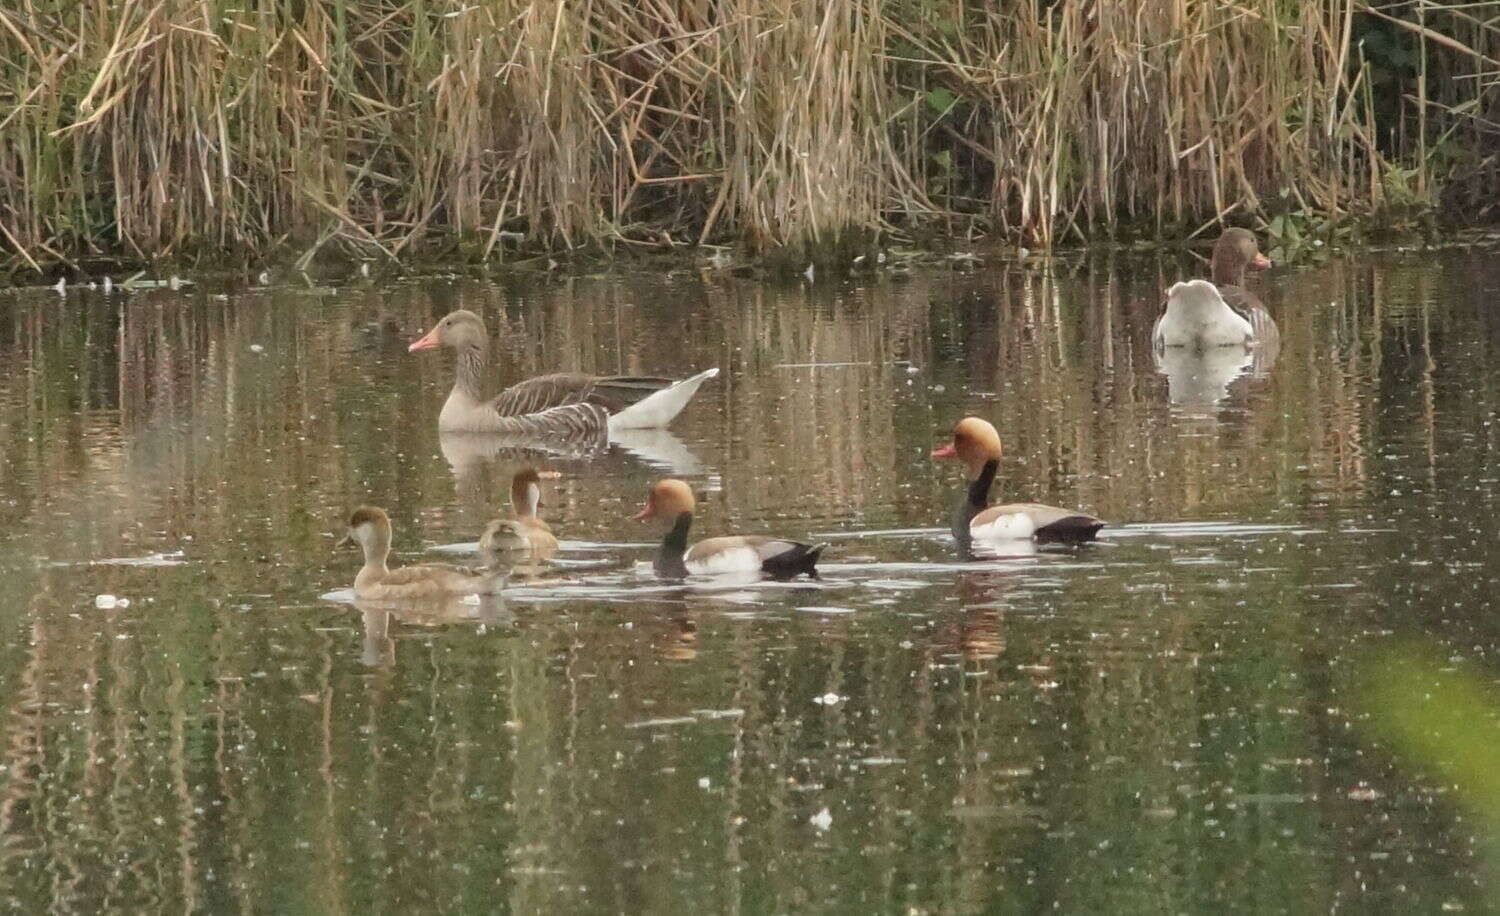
[1211, 228, 1276, 343]
[409, 310, 719, 434]
[339, 506, 518, 599]
[933, 418, 1104, 545]
[1152, 280, 1255, 349]
[633, 479, 824, 579]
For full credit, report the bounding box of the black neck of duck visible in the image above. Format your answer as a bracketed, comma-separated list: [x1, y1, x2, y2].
[655, 512, 692, 579]
[455, 344, 488, 399]
[952, 459, 997, 542]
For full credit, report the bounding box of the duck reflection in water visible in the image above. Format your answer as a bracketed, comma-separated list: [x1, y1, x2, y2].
[355, 595, 515, 669]
[953, 568, 1015, 662]
[656, 615, 699, 662]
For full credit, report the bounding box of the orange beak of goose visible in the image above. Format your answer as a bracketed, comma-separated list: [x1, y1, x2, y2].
[407, 329, 441, 352]
[1250, 252, 1272, 271]
[931, 443, 957, 459]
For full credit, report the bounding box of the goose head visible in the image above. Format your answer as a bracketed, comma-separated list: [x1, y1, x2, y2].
[408, 310, 488, 353]
[932, 416, 1003, 479]
[634, 479, 695, 526]
[1212, 228, 1272, 285]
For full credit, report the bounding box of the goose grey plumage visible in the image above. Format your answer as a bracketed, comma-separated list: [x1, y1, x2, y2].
[409, 310, 718, 434]
[1211, 228, 1277, 345]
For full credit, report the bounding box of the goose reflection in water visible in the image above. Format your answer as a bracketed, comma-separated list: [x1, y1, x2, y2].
[1155, 344, 1257, 410]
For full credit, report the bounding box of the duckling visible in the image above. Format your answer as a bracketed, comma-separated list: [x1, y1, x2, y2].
[339, 506, 507, 600]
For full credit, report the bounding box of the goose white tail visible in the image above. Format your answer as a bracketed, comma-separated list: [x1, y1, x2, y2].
[1153, 280, 1254, 349]
[608, 368, 719, 431]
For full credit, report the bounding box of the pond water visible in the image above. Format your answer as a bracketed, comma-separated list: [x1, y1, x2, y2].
[2, 245, 1499, 911]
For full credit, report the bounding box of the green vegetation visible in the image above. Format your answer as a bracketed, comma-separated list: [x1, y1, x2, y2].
[0, 0, 1495, 271]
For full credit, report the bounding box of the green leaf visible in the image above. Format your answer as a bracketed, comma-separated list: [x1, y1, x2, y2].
[925, 88, 957, 116]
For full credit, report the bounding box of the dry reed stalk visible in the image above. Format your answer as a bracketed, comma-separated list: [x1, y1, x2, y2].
[0, 0, 1495, 270]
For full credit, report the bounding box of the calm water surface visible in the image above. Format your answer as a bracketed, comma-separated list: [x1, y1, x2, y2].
[2, 248, 1499, 912]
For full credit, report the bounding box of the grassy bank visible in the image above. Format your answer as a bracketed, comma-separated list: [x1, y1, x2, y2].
[1, 0, 1496, 271]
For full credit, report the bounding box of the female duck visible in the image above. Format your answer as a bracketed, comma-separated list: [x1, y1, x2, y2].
[340, 506, 522, 599]
[633, 479, 824, 579]
[503, 468, 558, 561]
[933, 418, 1104, 545]
[409, 310, 718, 434]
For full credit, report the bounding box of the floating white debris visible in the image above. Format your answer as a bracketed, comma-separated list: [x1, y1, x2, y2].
[102, 276, 113, 293]
[803, 262, 815, 282]
[697, 776, 711, 789]
[52, 278, 66, 294]
[359, 262, 371, 277]
[813, 692, 843, 706]
[624, 716, 698, 729]
[249, 344, 265, 354]
[809, 807, 832, 831]
[94, 594, 118, 609]
[257, 270, 271, 285]
[797, 606, 854, 615]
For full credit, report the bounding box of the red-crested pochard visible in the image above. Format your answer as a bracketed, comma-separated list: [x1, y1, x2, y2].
[409, 310, 719, 434]
[633, 479, 825, 579]
[340, 506, 521, 599]
[933, 418, 1104, 544]
[1211, 228, 1276, 343]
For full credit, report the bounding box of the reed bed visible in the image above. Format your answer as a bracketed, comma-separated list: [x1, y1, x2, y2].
[0, 0, 1495, 270]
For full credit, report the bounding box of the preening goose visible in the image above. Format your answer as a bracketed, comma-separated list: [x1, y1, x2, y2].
[933, 418, 1104, 545]
[340, 506, 514, 599]
[409, 310, 719, 433]
[633, 479, 825, 579]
